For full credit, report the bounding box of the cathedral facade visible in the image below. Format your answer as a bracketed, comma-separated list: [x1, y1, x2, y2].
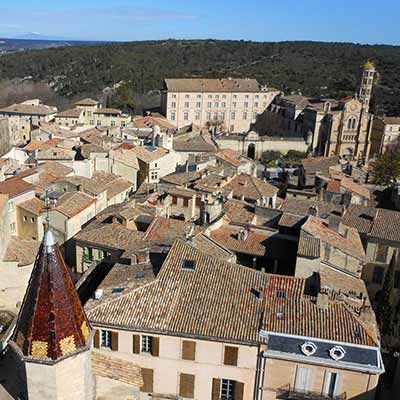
[254, 61, 377, 161]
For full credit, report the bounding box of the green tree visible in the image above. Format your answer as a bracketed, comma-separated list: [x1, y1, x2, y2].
[372, 140, 400, 186]
[376, 253, 398, 336]
[284, 150, 308, 161]
[261, 150, 282, 167]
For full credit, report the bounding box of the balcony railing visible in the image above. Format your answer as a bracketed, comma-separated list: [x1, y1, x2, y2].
[276, 386, 346, 400]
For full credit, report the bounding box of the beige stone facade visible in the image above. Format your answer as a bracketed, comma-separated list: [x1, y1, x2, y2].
[161, 78, 280, 133]
[255, 63, 377, 160]
[370, 116, 400, 157]
[262, 356, 379, 400]
[55, 98, 131, 128]
[92, 328, 257, 400]
[25, 349, 93, 400]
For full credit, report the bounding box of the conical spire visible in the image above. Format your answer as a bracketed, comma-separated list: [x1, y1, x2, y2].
[12, 229, 91, 363]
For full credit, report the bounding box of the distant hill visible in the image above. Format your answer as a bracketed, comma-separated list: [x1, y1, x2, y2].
[13, 32, 76, 41]
[0, 39, 399, 115]
[0, 37, 104, 54]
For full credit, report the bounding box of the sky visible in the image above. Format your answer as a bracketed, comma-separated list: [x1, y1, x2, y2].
[0, 0, 399, 44]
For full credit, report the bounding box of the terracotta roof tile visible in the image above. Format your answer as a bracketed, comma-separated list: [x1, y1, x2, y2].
[161, 171, 201, 186]
[56, 191, 95, 217]
[278, 213, 306, 228]
[223, 174, 278, 203]
[209, 226, 267, 257]
[369, 208, 400, 243]
[165, 78, 261, 93]
[132, 146, 169, 163]
[3, 237, 40, 266]
[297, 231, 320, 258]
[302, 216, 365, 261]
[341, 205, 376, 234]
[75, 222, 146, 252]
[94, 108, 122, 115]
[191, 233, 234, 262]
[224, 199, 256, 225]
[56, 108, 83, 118]
[75, 98, 99, 106]
[0, 177, 34, 199]
[87, 241, 376, 346]
[144, 217, 202, 247]
[0, 103, 56, 116]
[18, 197, 44, 216]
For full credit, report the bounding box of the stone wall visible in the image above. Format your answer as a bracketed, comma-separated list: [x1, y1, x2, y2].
[0, 118, 11, 157]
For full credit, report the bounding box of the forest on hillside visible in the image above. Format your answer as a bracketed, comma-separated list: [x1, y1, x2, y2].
[0, 40, 399, 115]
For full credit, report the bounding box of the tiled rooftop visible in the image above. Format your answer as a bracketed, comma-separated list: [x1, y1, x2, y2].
[74, 221, 146, 252]
[55, 191, 95, 217]
[302, 216, 365, 261]
[87, 240, 377, 346]
[209, 226, 268, 257]
[3, 237, 40, 266]
[223, 174, 278, 203]
[341, 204, 377, 234]
[0, 177, 34, 199]
[224, 199, 256, 225]
[18, 197, 44, 216]
[144, 217, 202, 247]
[297, 231, 320, 258]
[370, 208, 400, 243]
[165, 78, 261, 93]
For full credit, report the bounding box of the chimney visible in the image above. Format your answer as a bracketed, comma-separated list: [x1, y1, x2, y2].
[237, 228, 249, 241]
[328, 216, 341, 233]
[200, 201, 209, 227]
[316, 292, 329, 311]
[308, 205, 318, 216]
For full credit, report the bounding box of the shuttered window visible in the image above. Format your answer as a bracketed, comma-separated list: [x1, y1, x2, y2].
[183, 198, 189, 207]
[224, 346, 238, 366]
[132, 334, 140, 354]
[111, 331, 118, 351]
[133, 335, 159, 356]
[152, 337, 160, 357]
[212, 378, 221, 400]
[93, 329, 100, 348]
[179, 373, 195, 398]
[140, 368, 154, 393]
[182, 340, 196, 360]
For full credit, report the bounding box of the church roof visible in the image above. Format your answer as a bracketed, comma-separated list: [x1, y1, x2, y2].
[12, 230, 91, 363]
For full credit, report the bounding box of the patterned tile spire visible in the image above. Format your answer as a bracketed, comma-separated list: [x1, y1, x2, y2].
[12, 228, 91, 362]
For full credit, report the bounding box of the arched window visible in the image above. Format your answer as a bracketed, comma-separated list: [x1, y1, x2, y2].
[347, 118, 357, 130]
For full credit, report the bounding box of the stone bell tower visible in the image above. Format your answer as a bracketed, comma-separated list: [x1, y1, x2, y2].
[10, 229, 93, 399]
[358, 60, 376, 114]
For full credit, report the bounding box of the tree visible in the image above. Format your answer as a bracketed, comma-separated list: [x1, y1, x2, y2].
[284, 150, 308, 161]
[376, 252, 398, 336]
[261, 150, 282, 167]
[372, 139, 400, 187]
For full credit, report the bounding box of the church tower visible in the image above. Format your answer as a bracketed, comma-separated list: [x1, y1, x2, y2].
[10, 229, 93, 399]
[358, 60, 376, 113]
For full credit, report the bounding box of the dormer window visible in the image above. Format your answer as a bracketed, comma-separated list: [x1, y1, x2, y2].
[276, 290, 285, 299]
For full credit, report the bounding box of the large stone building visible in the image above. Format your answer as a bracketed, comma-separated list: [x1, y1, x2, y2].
[86, 240, 383, 400]
[161, 78, 280, 133]
[370, 116, 400, 157]
[255, 62, 377, 160]
[55, 98, 131, 128]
